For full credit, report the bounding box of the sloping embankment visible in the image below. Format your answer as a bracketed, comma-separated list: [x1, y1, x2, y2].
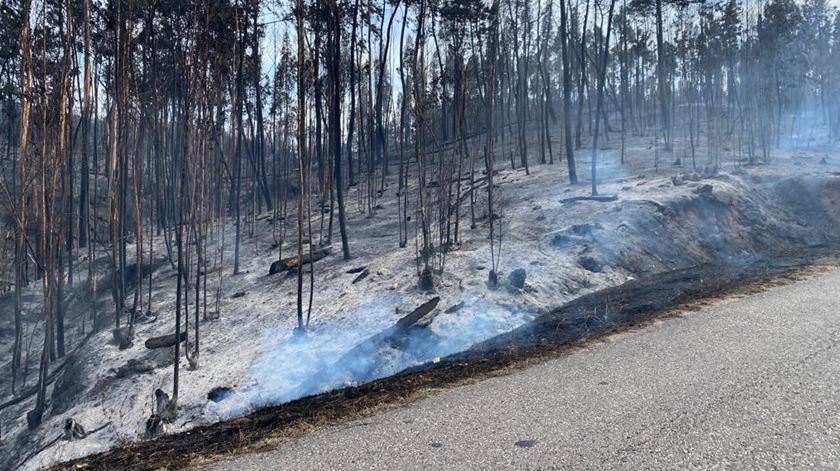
[50, 173, 840, 471]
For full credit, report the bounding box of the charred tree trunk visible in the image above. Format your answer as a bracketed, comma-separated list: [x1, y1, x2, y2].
[559, 0, 577, 183]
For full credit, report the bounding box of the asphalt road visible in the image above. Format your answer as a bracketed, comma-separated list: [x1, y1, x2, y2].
[202, 268, 840, 470]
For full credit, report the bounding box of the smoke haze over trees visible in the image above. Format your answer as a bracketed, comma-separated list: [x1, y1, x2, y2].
[1, 0, 839, 448]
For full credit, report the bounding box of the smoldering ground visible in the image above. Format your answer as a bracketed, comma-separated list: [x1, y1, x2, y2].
[209, 294, 535, 419]
[11, 171, 840, 471]
[211, 173, 840, 421]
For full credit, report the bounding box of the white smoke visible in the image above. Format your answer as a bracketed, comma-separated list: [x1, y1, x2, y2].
[209, 295, 533, 419]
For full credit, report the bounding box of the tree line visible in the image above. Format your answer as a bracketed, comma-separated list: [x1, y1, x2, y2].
[1, 0, 838, 428]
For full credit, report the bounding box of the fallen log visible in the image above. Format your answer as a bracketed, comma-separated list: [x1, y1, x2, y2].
[145, 332, 187, 350]
[352, 268, 370, 284]
[346, 265, 367, 274]
[396, 297, 441, 328]
[307, 297, 442, 392]
[445, 301, 466, 313]
[559, 194, 619, 204]
[269, 246, 333, 275]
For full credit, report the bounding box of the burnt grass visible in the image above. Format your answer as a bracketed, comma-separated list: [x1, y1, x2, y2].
[51, 249, 837, 471]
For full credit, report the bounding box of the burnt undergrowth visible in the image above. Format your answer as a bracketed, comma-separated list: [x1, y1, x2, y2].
[51, 247, 837, 471]
[48, 174, 840, 470]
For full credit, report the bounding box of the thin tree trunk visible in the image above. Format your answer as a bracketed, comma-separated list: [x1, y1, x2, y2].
[559, 0, 577, 183]
[590, 0, 618, 196]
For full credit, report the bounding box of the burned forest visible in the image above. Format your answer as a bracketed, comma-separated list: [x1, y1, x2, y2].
[2, 0, 840, 468]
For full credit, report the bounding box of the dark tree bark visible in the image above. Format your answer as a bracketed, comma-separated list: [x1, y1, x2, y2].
[590, 0, 618, 196]
[328, 0, 351, 260]
[559, 0, 577, 183]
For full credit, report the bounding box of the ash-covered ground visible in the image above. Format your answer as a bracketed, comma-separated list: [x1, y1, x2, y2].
[2, 128, 840, 470]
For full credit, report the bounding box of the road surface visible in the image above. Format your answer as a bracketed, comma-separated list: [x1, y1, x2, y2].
[202, 268, 840, 470]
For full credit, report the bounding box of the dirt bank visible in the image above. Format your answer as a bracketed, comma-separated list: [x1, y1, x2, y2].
[50, 256, 836, 471]
[45, 171, 840, 471]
